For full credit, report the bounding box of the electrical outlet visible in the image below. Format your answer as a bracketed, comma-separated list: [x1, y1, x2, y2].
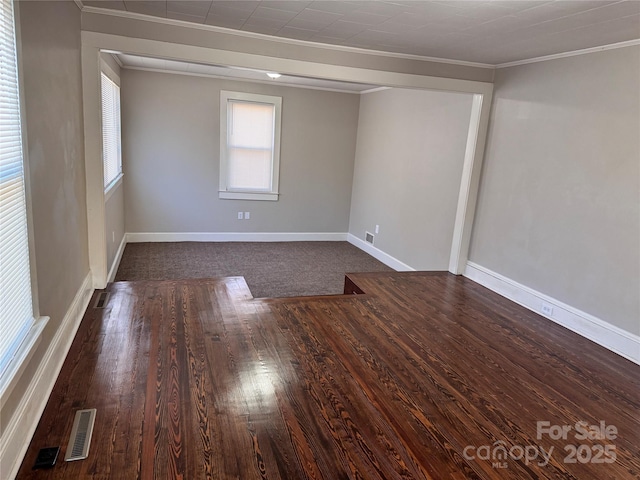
[541, 302, 554, 317]
[237, 212, 243, 220]
[375, 224, 380, 234]
[244, 212, 250, 220]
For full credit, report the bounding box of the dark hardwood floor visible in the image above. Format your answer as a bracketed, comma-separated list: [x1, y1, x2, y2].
[16, 272, 640, 479]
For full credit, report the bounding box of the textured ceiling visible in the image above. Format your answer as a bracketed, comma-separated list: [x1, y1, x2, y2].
[83, 1, 640, 65]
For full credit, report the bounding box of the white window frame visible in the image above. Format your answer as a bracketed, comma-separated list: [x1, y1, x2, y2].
[0, 0, 48, 407]
[219, 91, 282, 201]
[101, 61, 122, 197]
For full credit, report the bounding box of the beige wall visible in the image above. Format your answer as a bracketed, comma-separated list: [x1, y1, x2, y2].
[349, 88, 472, 269]
[122, 70, 360, 234]
[469, 46, 640, 335]
[2, 0, 89, 434]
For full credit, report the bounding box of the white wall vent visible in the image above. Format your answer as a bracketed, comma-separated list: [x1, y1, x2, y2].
[365, 232, 375, 245]
[94, 291, 110, 308]
[65, 409, 97, 462]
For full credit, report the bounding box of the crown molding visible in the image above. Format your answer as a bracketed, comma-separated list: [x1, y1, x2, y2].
[80, 6, 495, 70]
[496, 38, 640, 68]
[74, 0, 84, 11]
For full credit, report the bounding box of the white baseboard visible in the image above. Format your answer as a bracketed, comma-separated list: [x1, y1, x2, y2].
[347, 234, 415, 272]
[0, 273, 94, 479]
[126, 231, 349, 242]
[107, 234, 127, 282]
[464, 261, 640, 365]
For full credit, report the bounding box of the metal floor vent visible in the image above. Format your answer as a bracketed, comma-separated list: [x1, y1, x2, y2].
[94, 292, 110, 308]
[65, 409, 97, 462]
[365, 232, 375, 245]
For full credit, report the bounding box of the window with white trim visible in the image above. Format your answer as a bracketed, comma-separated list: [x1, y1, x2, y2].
[101, 72, 122, 190]
[219, 91, 282, 201]
[0, 0, 44, 393]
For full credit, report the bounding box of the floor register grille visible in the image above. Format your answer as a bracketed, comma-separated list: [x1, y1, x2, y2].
[64, 409, 96, 462]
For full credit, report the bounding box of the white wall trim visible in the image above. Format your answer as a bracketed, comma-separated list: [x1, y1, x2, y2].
[81, 31, 494, 95]
[0, 316, 48, 410]
[122, 65, 364, 95]
[82, 42, 109, 289]
[448, 92, 491, 275]
[347, 234, 415, 272]
[464, 262, 640, 365]
[496, 39, 640, 68]
[81, 6, 495, 70]
[104, 173, 123, 202]
[359, 86, 392, 95]
[126, 232, 349, 243]
[0, 273, 94, 479]
[107, 234, 127, 283]
[14, 1, 43, 319]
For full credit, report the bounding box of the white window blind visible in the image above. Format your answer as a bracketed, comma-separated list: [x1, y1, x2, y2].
[219, 91, 282, 201]
[0, 0, 34, 376]
[227, 100, 275, 191]
[101, 72, 121, 189]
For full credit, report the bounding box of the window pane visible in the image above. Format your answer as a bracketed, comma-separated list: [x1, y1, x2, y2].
[101, 73, 122, 188]
[220, 91, 281, 199]
[228, 101, 274, 149]
[228, 148, 272, 190]
[0, 0, 34, 376]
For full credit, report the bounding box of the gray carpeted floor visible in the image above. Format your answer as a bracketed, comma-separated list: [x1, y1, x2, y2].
[114, 241, 393, 298]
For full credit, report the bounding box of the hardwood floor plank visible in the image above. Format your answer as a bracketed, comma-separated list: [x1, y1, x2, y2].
[339, 273, 640, 479]
[16, 273, 640, 479]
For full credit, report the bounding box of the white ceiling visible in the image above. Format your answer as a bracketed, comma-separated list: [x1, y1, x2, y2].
[84, 0, 640, 65]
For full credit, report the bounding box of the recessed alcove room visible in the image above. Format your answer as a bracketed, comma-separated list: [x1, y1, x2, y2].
[1, 1, 638, 479]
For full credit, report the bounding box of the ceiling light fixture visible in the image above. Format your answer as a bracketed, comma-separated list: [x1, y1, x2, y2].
[266, 72, 281, 79]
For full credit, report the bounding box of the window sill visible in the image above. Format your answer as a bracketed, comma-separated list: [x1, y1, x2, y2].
[0, 315, 49, 409]
[219, 191, 279, 201]
[104, 173, 123, 202]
